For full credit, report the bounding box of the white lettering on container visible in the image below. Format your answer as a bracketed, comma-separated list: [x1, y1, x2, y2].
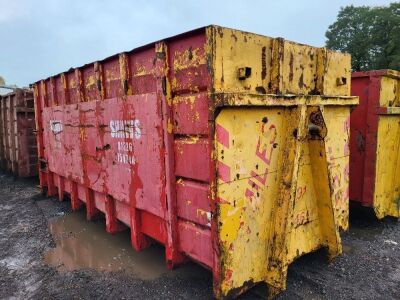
[110, 119, 141, 140]
[116, 142, 136, 165]
[110, 120, 141, 165]
[49, 120, 63, 149]
[50, 120, 63, 134]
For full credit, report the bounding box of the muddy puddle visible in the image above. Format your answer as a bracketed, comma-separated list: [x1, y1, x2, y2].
[44, 211, 208, 280]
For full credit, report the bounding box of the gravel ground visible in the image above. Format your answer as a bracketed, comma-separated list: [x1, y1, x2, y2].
[0, 170, 399, 299]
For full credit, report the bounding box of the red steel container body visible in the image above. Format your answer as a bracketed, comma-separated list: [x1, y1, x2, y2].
[34, 28, 214, 270]
[350, 70, 400, 218]
[0, 89, 37, 177]
[33, 26, 356, 298]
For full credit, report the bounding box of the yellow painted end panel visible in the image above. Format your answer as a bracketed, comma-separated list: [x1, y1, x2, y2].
[374, 116, 400, 218]
[213, 27, 273, 94]
[322, 106, 351, 230]
[280, 41, 318, 95]
[321, 51, 351, 97]
[215, 106, 342, 296]
[216, 108, 282, 293]
[379, 76, 399, 107]
[211, 26, 352, 97]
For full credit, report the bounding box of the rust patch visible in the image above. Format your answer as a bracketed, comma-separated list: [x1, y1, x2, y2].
[255, 86, 267, 94]
[308, 110, 327, 139]
[298, 72, 304, 89]
[217, 27, 224, 38]
[261, 46, 267, 80]
[231, 32, 238, 42]
[356, 131, 365, 152]
[156, 52, 165, 60]
[225, 279, 255, 299]
[188, 47, 193, 60]
[309, 111, 324, 128]
[289, 53, 294, 82]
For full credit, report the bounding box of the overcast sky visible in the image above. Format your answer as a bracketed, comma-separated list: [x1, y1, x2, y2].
[0, 0, 394, 87]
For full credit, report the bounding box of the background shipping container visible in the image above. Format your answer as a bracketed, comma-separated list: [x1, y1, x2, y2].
[0, 88, 37, 177]
[350, 69, 400, 219]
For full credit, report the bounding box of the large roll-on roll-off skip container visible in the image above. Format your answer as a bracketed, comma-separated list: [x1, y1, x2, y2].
[33, 26, 357, 298]
[0, 88, 37, 177]
[350, 70, 400, 219]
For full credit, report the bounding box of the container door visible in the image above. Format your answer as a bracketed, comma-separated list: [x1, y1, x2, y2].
[215, 106, 341, 297]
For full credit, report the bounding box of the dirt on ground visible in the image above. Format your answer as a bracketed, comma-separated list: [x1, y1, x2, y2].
[0, 171, 399, 299]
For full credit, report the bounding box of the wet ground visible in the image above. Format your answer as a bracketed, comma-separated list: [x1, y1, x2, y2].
[0, 171, 399, 299]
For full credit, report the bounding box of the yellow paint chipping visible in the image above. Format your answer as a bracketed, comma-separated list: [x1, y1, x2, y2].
[167, 118, 173, 134]
[207, 25, 356, 299]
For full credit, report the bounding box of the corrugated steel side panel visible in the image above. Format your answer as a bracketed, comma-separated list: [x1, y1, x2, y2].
[34, 29, 213, 270]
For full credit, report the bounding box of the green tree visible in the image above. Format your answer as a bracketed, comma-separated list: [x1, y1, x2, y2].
[326, 3, 400, 71]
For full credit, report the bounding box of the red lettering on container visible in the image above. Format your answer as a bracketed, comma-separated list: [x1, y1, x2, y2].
[255, 124, 277, 164]
[245, 120, 277, 206]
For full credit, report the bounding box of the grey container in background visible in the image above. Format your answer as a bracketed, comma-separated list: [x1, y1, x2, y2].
[0, 88, 37, 177]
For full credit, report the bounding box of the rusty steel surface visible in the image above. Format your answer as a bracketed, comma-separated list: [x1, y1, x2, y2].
[350, 69, 400, 219]
[33, 25, 357, 298]
[0, 89, 37, 177]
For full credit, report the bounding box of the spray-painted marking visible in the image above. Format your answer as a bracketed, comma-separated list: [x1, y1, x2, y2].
[118, 141, 133, 152]
[218, 161, 231, 183]
[216, 124, 230, 149]
[110, 119, 141, 140]
[217, 124, 231, 183]
[255, 124, 277, 165]
[116, 153, 136, 165]
[327, 116, 350, 217]
[296, 186, 307, 201]
[117, 139, 135, 165]
[49, 120, 63, 149]
[293, 210, 310, 227]
[110, 119, 141, 165]
[245, 120, 277, 208]
[50, 120, 63, 134]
